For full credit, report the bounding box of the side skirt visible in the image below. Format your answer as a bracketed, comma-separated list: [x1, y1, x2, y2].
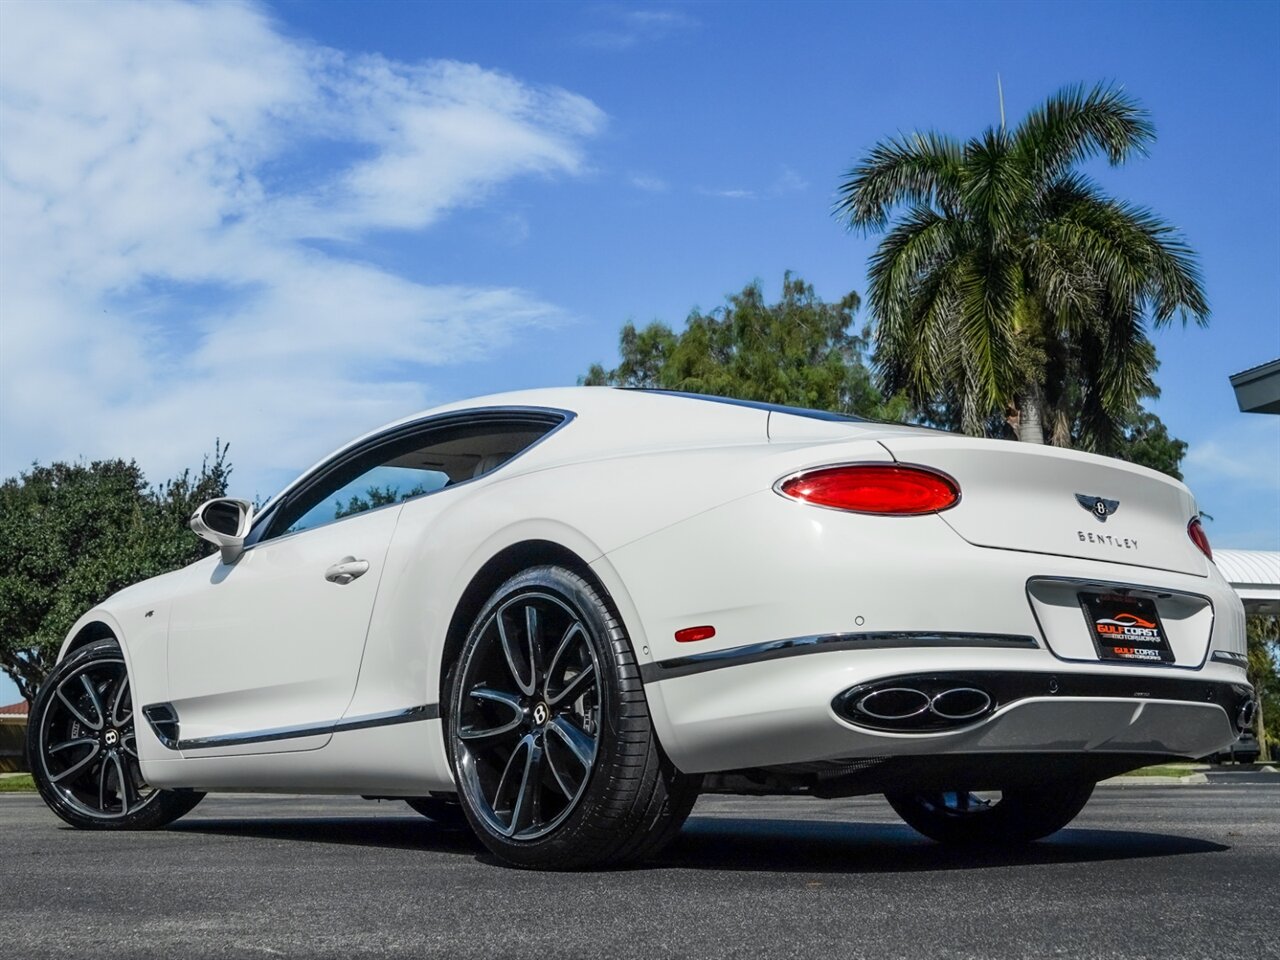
[142, 702, 439, 752]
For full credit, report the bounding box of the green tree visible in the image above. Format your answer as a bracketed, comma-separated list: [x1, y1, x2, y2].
[834, 82, 1208, 452]
[1115, 408, 1188, 480]
[584, 272, 904, 420]
[1247, 614, 1280, 762]
[334, 484, 429, 520]
[0, 445, 230, 702]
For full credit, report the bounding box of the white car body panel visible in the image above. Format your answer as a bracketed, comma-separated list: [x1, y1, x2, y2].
[166, 503, 403, 756]
[55, 387, 1251, 796]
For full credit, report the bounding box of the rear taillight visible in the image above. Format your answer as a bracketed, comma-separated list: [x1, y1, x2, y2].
[777, 464, 960, 515]
[1188, 517, 1212, 561]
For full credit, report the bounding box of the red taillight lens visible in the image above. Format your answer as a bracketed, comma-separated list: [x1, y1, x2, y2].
[778, 464, 960, 515]
[1188, 517, 1212, 561]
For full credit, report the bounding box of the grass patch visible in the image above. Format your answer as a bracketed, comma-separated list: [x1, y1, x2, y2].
[0, 773, 35, 792]
[1125, 764, 1199, 778]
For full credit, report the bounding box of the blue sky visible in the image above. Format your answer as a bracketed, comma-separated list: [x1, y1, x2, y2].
[0, 1, 1277, 704]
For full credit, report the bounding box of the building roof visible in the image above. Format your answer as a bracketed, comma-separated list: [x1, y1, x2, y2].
[1229, 358, 1280, 414]
[1215, 549, 1280, 614]
[0, 701, 29, 718]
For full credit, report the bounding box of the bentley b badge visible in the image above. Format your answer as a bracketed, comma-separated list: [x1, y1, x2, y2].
[1076, 493, 1119, 522]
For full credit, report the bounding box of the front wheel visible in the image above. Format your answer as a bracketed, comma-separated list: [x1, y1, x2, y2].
[447, 565, 700, 869]
[886, 781, 1095, 845]
[28, 639, 205, 830]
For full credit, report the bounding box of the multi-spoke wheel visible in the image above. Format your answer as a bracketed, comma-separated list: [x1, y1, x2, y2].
[29, 639, 204, 830]
[448, 565, 699, 869]
[886, 781, 1095, 845]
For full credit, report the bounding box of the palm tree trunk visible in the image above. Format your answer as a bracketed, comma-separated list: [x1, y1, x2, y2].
[1016, 389, 1046, 444]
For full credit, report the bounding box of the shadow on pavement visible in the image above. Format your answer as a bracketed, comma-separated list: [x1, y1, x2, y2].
[656, 816, 1229, 873]
[172, 816, 484, 855]
[170, 812, 1227, 874]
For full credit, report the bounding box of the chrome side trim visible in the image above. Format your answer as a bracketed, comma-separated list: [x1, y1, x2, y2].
[141, 703, 439, 751]
[639, 632, 1039, 683]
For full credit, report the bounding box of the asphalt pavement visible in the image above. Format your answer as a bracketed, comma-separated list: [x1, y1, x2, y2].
[2, 781, 1278, 960]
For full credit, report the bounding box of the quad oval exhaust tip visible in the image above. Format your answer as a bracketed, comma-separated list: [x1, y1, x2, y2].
[1237, 698, 1258, 731]
[841, 681, 995, 731]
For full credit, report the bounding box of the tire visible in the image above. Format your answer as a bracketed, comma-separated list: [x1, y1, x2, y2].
[886, 781, 1095, 845]
[446, 565, 700, 869]
[404, 795, 470, 828]
[28, 638, 205, 830]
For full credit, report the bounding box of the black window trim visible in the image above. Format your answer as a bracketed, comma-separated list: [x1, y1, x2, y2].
[626, 389, 870, 424]
[242, 405, 575, 550]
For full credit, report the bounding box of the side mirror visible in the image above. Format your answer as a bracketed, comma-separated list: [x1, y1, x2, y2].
[190, 498, 254, 565]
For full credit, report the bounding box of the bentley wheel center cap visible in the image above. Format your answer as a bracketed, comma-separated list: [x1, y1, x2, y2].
[532, 702, 550, 727]
[104, 729, 120, 747]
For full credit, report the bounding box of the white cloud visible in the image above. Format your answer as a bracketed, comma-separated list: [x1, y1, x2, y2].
[575, 7, 698, 50]
[628, 173, 669, 193]
[1182, 416, 1280, 550]
[1184, 419, 1280, 490]
[700, 187, 757, 200]
[0, 0, 604, 498]
[771, 166, 809, 194]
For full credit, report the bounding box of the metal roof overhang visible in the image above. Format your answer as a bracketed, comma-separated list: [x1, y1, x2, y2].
[1230, 359, 1280, 415]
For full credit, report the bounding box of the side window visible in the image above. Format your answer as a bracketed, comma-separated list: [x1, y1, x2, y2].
[261, 415, 560, 542]
[284, 464, 450, 536]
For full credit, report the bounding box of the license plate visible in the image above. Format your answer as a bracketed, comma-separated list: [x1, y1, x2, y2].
[1079, 593, 1174, 664]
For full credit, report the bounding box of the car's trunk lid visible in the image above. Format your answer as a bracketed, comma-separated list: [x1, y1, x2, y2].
[876, 433, 1208, 577]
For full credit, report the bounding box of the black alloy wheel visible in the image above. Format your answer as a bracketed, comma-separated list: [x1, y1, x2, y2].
[886, 781, 1095, 844]
[448, 565, 699, 869]
[29, 639, 204, 830]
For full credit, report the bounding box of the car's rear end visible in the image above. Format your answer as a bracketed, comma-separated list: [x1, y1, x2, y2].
[600, 407, 1253, 799]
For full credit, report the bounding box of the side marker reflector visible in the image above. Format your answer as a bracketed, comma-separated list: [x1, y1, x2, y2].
[675, 625, 716, 643]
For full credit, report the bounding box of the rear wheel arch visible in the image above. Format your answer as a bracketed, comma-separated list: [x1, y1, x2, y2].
[440, 540, 619, 707]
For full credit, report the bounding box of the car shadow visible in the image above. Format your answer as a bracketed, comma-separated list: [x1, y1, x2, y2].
[169, 813, 1228, 873]
[652, 816, 1228, 873]
[171, 815, 484, 855]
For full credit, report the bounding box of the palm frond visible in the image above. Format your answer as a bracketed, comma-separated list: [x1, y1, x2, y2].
[866, 206, 965, 325]
[834, 131, 965, 232]
[1013, 82, 1155, 185]
[961, 128, 1031, 243]
[956, 249, 1022, 406]
[1044, 193, 1209, 326]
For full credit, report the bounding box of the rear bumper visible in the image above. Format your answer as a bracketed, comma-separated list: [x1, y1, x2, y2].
[643, 645, 1249, 773]
[601, 488, 1250, 775]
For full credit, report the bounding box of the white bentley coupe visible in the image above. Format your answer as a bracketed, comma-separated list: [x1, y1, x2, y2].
[29, 388, 1254, 868]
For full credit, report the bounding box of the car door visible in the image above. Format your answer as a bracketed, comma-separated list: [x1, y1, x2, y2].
[165, 431, 453, 756]
[165, 505, 403, 755]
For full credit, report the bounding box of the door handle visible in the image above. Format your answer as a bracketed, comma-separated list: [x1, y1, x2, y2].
[324, 556, 370, 585]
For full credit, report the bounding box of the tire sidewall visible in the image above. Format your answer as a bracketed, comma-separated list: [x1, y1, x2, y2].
[28, 638, 200, 830]
[445, 565, 634, 866]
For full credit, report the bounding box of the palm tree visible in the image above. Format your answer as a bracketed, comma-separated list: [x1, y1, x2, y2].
[834, 83, 1208, 447]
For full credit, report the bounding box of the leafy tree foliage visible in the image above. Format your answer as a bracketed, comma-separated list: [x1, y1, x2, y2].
[834, 82, 1208, 451]
[1247, 615, 1280, 761]
[334, 484, 429, 520]
[0, 446, 230, 702]
[584, 272, 905, 420]
[1116, 408, 1187, 480]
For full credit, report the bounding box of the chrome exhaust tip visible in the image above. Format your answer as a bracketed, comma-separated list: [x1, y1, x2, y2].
[838, 679, 996, 732]
[1237, 699, 1258, 731]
